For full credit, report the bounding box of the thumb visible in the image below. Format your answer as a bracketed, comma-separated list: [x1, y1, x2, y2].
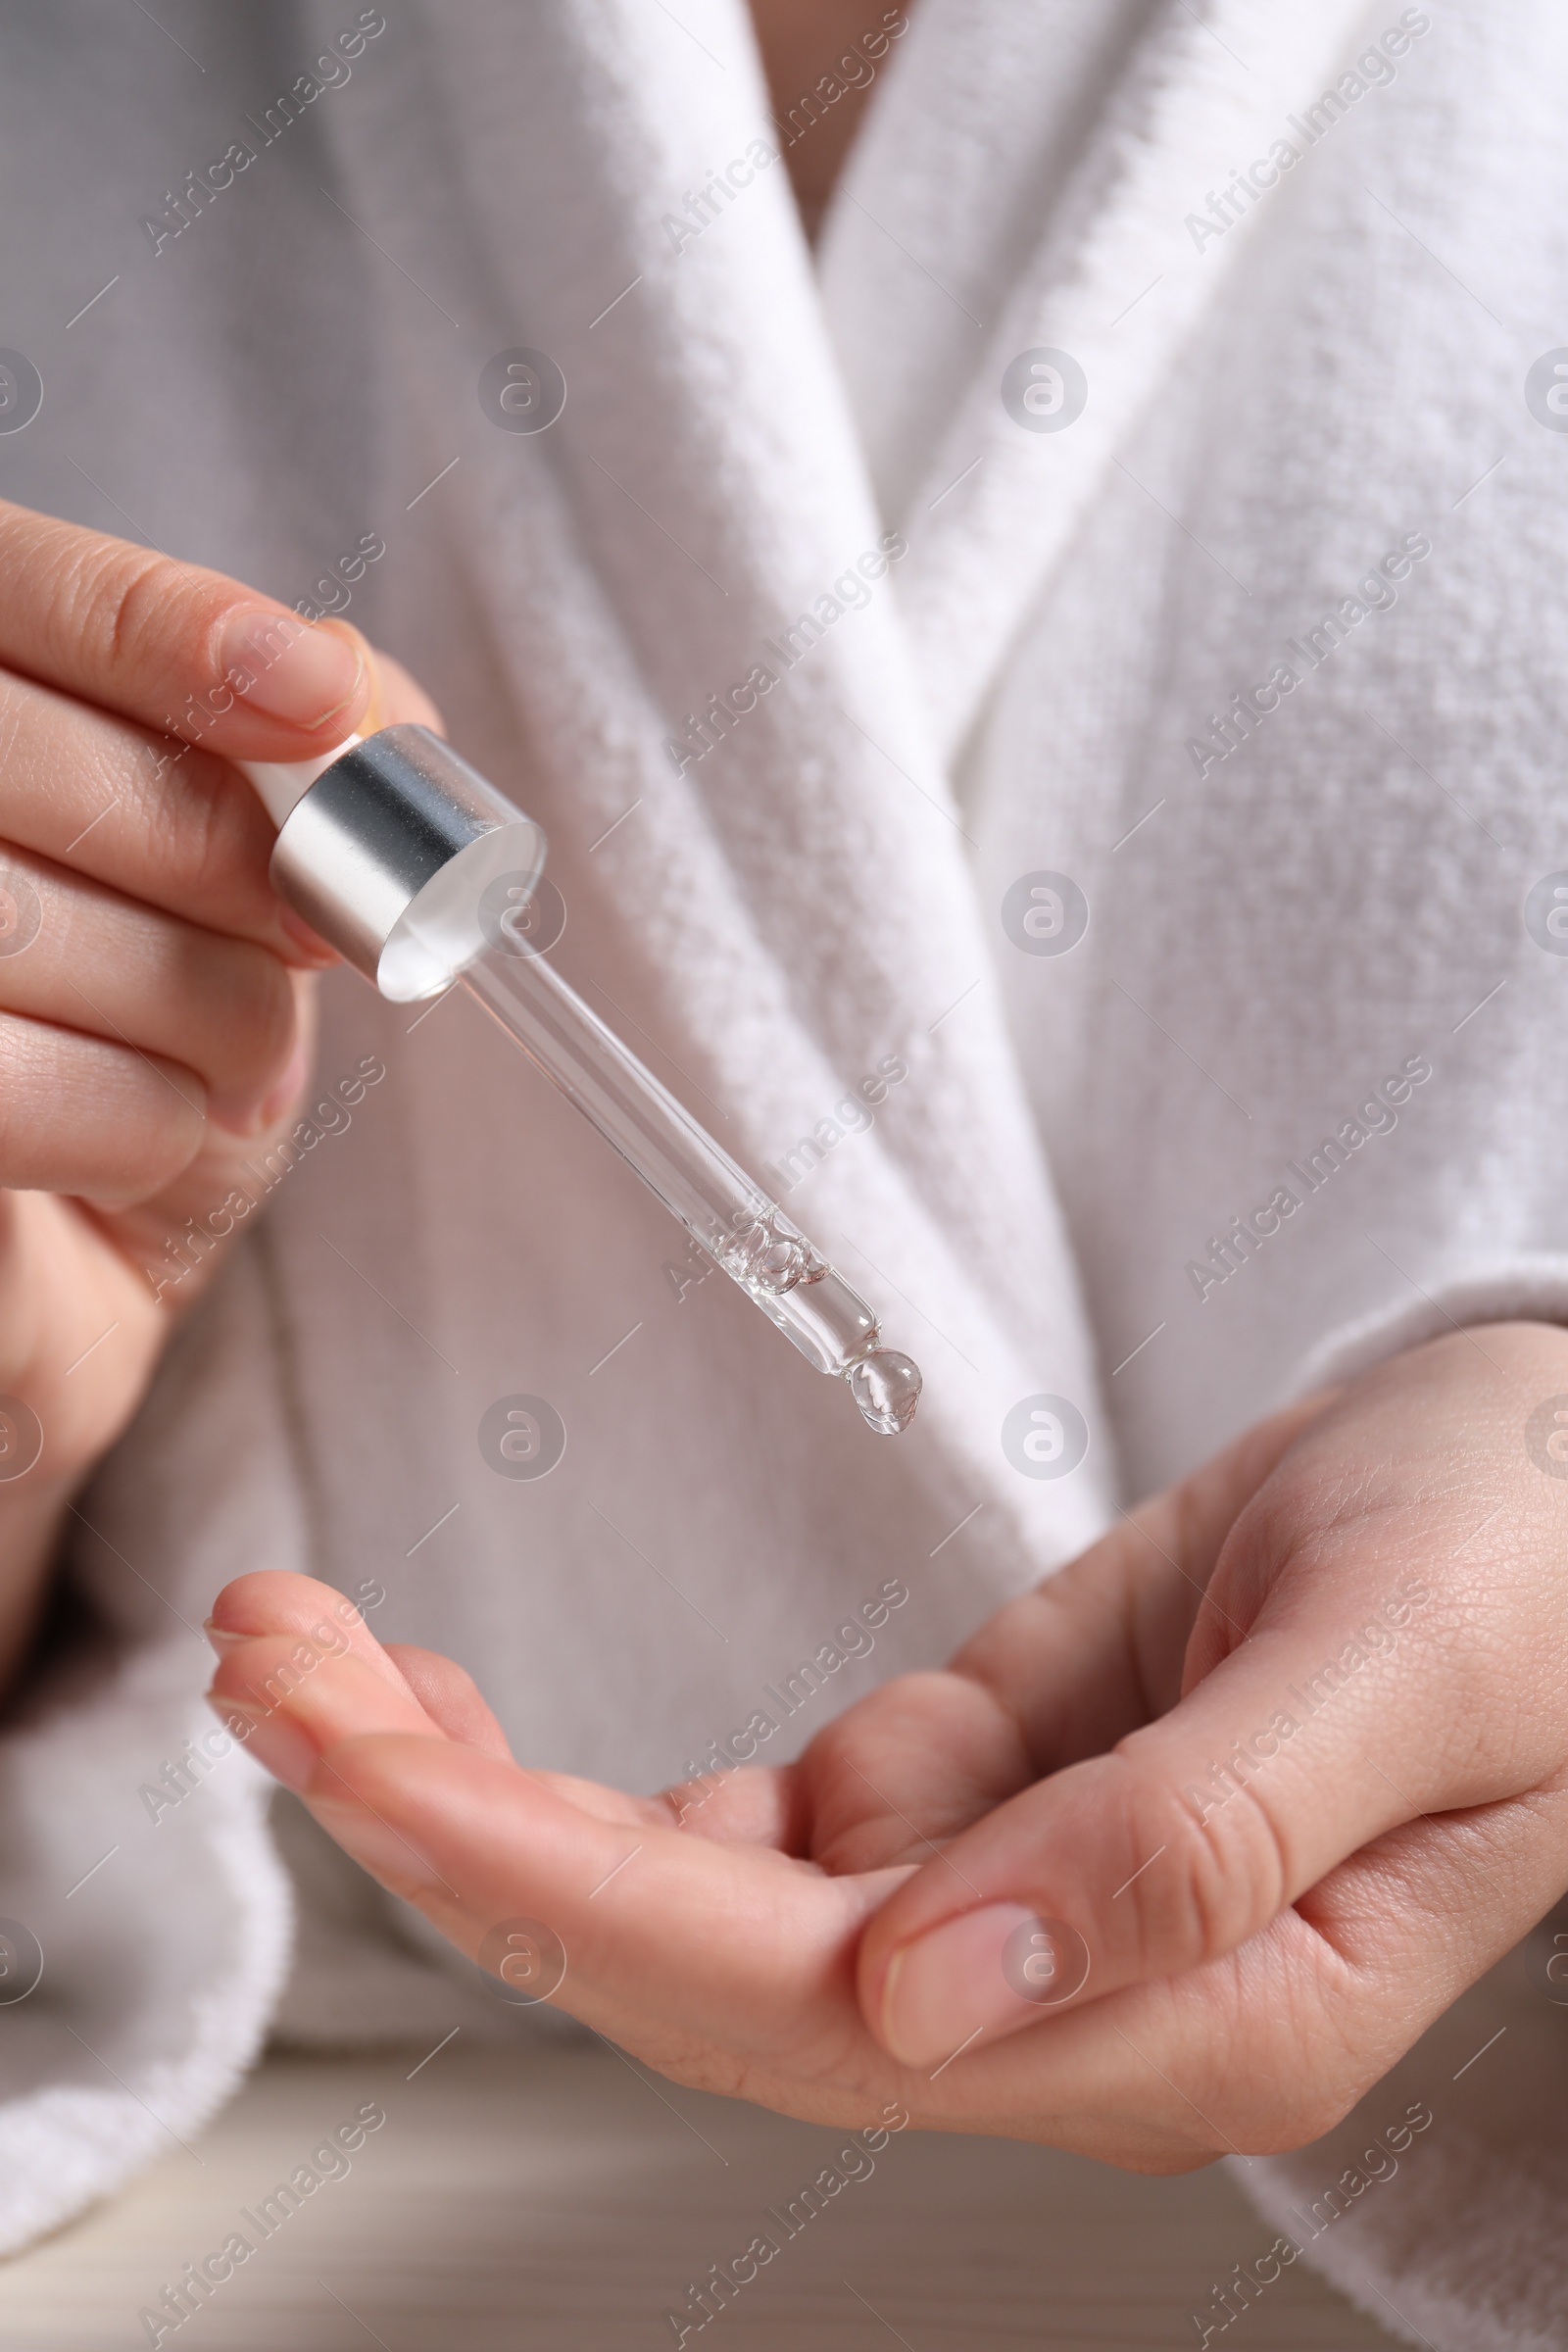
[862, 1561, 1436, 2069]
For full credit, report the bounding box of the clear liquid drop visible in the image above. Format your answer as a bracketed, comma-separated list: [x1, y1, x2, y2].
[847, 1348, 923, 1436]
[718, 1240, 923, 1437]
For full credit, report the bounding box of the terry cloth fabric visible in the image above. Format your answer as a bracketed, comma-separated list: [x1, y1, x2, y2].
[0, 1, 1564, 2339]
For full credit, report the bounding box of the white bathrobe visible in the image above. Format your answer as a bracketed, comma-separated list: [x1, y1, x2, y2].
[0, 1, 1564, 2340]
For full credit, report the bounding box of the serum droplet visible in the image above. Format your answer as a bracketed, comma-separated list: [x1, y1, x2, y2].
[848, 1348, 922, 1436]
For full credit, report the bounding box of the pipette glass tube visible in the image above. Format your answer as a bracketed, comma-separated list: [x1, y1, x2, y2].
[461, 947, 922, 1435]
[241, 723, 921, 1435]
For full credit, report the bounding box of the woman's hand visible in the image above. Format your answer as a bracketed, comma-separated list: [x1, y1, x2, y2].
[207, 1322, 1568, 2170]
[0, 498, 435, 1685]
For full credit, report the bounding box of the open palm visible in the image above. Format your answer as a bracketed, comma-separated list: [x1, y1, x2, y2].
[211, 1327, 1568, 2171]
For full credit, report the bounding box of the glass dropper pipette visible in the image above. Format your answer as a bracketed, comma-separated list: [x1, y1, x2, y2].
[462, 930, 920, 1432]
[241, 724, 922, 1436]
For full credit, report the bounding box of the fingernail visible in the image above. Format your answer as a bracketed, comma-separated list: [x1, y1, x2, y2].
[220, 609, 365, 730]
[305, 1794, 443, 1890]
[211, 1695, 318, 1794]
[203, 1618, 247, 1655]
[256, 1034, 312, 1128]
[207, 1034, 312, 1139]
[246, 1035, 310, 1133]
[880, 1902, 1054, 2070]
[276, 902, 339, 963]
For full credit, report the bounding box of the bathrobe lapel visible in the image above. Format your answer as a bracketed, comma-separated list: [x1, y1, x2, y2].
[312, 0, 1103, 1562]
[315, 0, 1372, 1558]
[821, 0, 1377, 762]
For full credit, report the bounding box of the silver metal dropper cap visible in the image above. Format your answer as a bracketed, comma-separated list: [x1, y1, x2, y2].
[268, 724, 546, 1003]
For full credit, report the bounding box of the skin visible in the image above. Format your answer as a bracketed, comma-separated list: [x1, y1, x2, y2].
[0, 501, 439, 1694]
[0, 1, 876, 1690]
[210, 1324, 1568, 2170]
[10, 0, 1567, 2173]
[748, 0, 899, 239]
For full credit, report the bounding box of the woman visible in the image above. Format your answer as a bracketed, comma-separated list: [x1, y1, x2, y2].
[0, 4, 1564, 2344]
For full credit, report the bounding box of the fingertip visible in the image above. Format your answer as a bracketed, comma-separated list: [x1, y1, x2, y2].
[865, 1901, 1049, 2070]
[382, 1643, 514, 1759]
[206, 1640, 439, 1807]
[208, 1569, 341, 1642]
[214, 605, 369, 742]
[274, 902, 341, 966]
[206, 1570, 410, 1693]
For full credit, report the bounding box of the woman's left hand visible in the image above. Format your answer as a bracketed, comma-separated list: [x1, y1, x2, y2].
[207, 1321, 1568, 2171]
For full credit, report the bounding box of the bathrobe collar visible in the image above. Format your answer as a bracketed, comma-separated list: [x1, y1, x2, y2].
[315, 0, 1372, 1546]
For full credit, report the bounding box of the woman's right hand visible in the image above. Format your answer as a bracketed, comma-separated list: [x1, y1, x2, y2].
[0, 498, 431, 1681]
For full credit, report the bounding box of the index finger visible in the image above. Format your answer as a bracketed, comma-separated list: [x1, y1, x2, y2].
[0, 497, 371, 756]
